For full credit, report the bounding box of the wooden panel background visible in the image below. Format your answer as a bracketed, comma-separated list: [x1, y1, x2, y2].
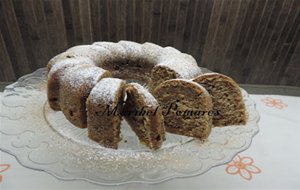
[0, 0, 299, 86]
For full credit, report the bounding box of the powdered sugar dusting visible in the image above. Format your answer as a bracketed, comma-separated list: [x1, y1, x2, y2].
[158, 53, 201, 79]
[164, 46, 181, 54]
[155, 46, 202, 79]
[61, 65, 108, 89]
[93, 42, 126, 60]
[128, 83, 158, 107]
[49, 41, 201, 82]
[66, 45, 112, 66]
[89, 78, 124, 104]
[48, 57, 94, 77]
[119, 40, 143, 61]
[143, 42, 163, 50]
[141, 42, 163, 63]
[48, 41, 203, 102]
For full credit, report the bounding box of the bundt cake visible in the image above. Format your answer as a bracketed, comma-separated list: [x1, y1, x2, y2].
[47, 40, 247, 150]
[122, 83, 165, 150]
[140, 42, 164, 64]
[193, 73, 247, 126]
[59, 65, 111, 128]
[153, 79, 213, 140]
[86, 78, 126, 149]
[47, 45, 111, 72]
[92, 41, 127, 61]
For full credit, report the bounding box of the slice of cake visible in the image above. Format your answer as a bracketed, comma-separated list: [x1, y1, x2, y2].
[59, 65, 111, 128]
[154, 79, 213, 140]
[86, 78, 126, 149]
[193, 73, 247, 126]
[47, 57, 94, 111]
[123, 83, 165, 150]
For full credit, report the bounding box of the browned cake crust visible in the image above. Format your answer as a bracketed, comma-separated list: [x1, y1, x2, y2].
[87, 78, 126, 149]
[47, 58, 94, 111]
[154, 79, 213, 140]
[193, 73, 247, 127]
[123, 83, 166, 150]
[59, 65, 111, 128]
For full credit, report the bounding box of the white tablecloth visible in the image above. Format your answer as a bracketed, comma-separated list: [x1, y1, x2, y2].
[1, 93, 299, 190]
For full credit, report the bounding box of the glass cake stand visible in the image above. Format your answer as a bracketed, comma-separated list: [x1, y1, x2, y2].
[0, 68, 259, 185]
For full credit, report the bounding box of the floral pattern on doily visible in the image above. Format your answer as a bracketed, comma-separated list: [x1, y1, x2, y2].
[261, 97, 287, 109]
[225, 155, 261, 180]
[0, 164, 10, 183]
